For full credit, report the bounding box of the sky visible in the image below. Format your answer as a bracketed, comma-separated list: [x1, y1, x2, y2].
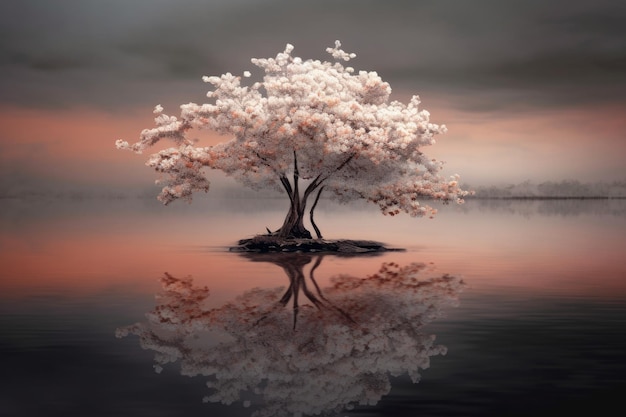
[1, 0, 625, 196]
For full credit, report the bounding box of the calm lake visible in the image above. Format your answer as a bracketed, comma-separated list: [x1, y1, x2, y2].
[1, 196, 625, 416]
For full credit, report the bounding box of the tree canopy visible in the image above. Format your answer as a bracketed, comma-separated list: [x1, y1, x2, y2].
[117, 41, 468, 238]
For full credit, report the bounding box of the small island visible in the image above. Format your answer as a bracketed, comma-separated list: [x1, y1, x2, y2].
[230, 235, 401, 253]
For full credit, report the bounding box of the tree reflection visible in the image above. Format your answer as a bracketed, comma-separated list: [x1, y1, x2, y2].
[117, 254, 464, 416]
[244, 253, 358, 330]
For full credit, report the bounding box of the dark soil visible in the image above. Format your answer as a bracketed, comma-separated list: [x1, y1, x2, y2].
[230, 235, 403, 253]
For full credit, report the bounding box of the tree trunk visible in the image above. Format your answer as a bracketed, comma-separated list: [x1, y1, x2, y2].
[271, 149, 357, 239]
[274, 151, 352, 239]
[277, 197, 312, 239]
[274, 151, 315, 239]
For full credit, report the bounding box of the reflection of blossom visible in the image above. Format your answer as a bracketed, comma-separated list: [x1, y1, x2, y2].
[117, 257, 464, 416]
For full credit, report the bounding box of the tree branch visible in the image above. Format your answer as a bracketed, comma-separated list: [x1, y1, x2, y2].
[251, 149, 294, 203]
[302, 173, 324, 203]
[280, 175, 294, 203]
[292, 150, 301, 211]
[310, 186, 324, 239]
[302, 153, 356, 203]
[335, 153, 356, 172]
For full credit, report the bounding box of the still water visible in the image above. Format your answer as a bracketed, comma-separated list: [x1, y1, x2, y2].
[1, 196, 625, 416]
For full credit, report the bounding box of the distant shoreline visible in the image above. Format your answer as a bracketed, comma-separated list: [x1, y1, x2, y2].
[464, 196, 626, 200]
[1, 193, 626, 201]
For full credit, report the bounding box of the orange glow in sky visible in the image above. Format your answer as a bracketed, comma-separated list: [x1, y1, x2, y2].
[1, 99, 625, 194]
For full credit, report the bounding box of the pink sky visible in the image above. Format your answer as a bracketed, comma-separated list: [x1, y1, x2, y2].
[0, 1, 624, 194]
[1, 96, 624, 196]
[427, 97, 626, 185]
[2, 1, 626, 194]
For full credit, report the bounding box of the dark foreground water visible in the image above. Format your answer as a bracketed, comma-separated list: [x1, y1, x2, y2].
[1, 197, 625, 416]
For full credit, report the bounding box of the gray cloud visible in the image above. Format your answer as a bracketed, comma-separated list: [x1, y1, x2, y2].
[1, 0, 625, 111]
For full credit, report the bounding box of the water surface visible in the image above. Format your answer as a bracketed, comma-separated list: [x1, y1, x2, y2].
[1, 197, 625, 416]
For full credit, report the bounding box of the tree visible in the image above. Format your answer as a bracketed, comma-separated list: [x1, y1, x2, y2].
[117, 41, 468, 239]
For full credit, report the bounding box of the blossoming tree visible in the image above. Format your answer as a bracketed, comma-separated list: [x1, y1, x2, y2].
[117, 41, 467, 239]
